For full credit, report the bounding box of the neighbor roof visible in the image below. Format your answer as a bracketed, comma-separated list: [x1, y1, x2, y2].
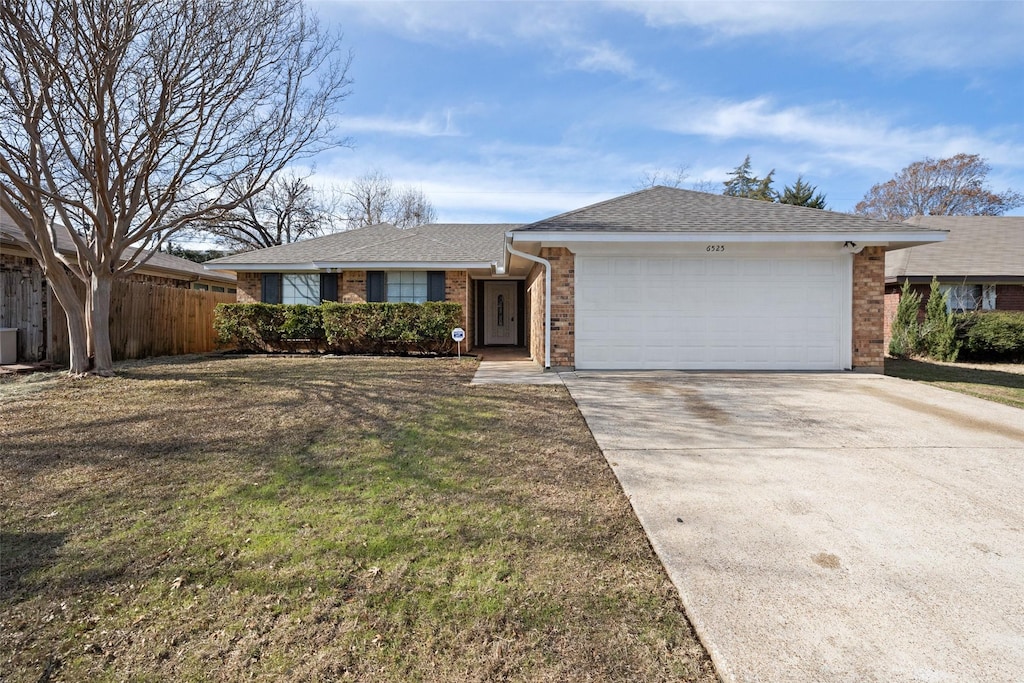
[886, 215, 1024, 282]
[516, 185, 941, 235]
[207, 222, 518, 268]
[0, 213, 235, 284]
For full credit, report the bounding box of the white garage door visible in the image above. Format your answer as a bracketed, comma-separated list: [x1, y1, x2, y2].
[575, 247, 850, 370]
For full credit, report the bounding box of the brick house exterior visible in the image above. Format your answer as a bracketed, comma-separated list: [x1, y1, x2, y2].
[883, 216, 1024, 350]
[209, 188, 943, 371]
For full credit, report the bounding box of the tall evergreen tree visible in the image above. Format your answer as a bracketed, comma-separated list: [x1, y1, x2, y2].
[722, 155, 777, 201]
[780, 176, 827, 209]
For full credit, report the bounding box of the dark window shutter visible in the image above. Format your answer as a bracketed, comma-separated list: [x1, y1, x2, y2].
[367, 271, 386, 302]
[427, 271, 446, 302]
[319, 273, 338, 303]
[261, 273, 282, 304]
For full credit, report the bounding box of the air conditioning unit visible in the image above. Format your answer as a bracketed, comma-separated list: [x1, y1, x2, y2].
[0, 328, 18, 364]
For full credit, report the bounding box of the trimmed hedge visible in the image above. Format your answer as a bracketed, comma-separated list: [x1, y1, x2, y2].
[213, 302, 462, 355]
[954, 311, 1024, 362]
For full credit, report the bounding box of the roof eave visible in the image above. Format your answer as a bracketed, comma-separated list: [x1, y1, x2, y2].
[206, 261, 497, 271]
[510, 230, 947, 246]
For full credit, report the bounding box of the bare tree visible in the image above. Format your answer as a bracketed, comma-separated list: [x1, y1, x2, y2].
[634, 165, 690, 191]
[341, 169, 437, 229]
[392, 186, 437, 228]
[0, 0, 351, 375]
[189, 173, 341, 252]
[855, 153, 1023, 221]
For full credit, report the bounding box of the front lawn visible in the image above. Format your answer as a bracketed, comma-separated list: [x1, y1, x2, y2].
[0, 356, 715, 682]
[885, 358, 1024, 409]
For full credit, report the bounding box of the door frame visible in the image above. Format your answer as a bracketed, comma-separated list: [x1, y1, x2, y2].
[475, 279, 525, 346]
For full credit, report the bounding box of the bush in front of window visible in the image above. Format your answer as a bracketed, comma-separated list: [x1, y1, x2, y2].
[321, 302, 462, 355]
[213, 302, 464, 355]
[954, 311, 1024, 362]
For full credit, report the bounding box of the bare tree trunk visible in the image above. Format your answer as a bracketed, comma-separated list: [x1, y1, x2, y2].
[46, 272, 90, 374]
[89, 273, 114, 376]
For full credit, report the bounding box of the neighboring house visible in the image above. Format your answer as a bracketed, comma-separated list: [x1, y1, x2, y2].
[884, 215, 1024, 346]
[207, 186, 944, 371]
[1, 212, 237, 362]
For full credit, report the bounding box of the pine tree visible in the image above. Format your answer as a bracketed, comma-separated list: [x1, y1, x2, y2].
[922, 278, 960, 362]
[889, 280, 921, 358]
[723, 155, 776, 201]
[779, 176, 827, 209]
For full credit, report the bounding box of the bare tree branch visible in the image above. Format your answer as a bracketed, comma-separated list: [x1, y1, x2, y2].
[0, 0, 351, 374]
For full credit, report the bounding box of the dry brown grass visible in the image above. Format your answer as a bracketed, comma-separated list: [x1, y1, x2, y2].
[0, 355, 716, 682]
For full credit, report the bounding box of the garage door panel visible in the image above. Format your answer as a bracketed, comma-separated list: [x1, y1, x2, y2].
[575, 252, 847, 370]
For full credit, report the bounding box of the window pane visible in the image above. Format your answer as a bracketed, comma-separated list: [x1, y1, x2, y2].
[386, 271, 427, 303]
[282, 274, 320, 305]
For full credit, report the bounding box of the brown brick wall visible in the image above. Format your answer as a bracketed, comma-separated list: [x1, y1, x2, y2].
[542, 247, 575, 368]
[236, 272, 261, 303]
[996, 284, 1024, 311]
[852, 247, 885, 370]
[444, 270, 471, 352]
[526, 263, 544, 364]
[341, 271, 366, 303]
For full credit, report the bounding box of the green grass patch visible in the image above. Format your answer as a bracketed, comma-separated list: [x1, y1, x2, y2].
[0, 356, 715, 681]
[885, 358, 1024, 409]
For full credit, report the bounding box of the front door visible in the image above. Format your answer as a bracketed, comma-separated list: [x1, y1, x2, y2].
[484, 281, 517, 345]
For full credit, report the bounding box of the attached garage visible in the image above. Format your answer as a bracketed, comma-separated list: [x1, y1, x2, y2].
[507, 186, 946, 371]
[574, 245, 851, 370]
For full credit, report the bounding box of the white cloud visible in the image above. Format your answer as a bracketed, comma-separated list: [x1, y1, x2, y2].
[616, 1, 1024, 71]
[656, 96, 1024, 173]
[319, 0, 670, 84]
[343, 111, 462, 137]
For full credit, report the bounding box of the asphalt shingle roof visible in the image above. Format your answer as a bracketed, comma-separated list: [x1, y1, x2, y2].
[1, 213, 235, 284]
[207, 223, 518, 266]
[516, 185, 937, 234]
[886, 215, 1024, 280]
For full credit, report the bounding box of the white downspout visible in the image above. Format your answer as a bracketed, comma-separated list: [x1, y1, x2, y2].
[505, 239, 551, 369]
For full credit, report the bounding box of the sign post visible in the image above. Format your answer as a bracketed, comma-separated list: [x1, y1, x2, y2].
[451, 327, 465, 359]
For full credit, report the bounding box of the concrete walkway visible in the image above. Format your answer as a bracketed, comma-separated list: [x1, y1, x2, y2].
[563, 371, 1024, 683]
[470, 360, 564, 385]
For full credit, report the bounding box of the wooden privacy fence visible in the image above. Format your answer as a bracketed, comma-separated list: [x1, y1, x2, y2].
[1, 268, 47, 362]
[50, 280, 236, 364]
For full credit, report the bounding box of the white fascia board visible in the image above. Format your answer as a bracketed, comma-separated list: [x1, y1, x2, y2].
[511, 230, 947, 245]
[312, 261, 495, 270]
[203, 261, 496, 272]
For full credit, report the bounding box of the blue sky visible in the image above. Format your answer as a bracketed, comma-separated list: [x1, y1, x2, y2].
[305, 0, 1024, 223]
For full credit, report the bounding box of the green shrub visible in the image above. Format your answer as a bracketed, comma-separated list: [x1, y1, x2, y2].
[955, 311, 1024, 362]
[214, 303, 287, 352]
[321, 302, 462, 355]
[921, 278, 959, 362]
[214, 302, 463, 355]
[888, 280, 921, 358]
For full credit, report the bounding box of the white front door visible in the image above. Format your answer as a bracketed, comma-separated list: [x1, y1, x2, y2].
[484, 281, 517, 345]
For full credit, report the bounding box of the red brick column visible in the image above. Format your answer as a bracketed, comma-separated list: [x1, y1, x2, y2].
[852, 247, 885, 370]
[540, 247, 575, 368]
[444, 270, 471, 351]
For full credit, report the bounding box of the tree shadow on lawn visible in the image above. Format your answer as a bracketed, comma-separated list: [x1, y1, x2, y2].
[886, 358, 1024, 390]
[0, 531, 69, 600]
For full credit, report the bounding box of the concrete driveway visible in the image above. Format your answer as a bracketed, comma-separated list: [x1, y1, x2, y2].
[561, 372, 1024, 682]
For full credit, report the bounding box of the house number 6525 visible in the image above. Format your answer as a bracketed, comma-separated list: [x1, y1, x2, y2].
[706, 244, 725, 252]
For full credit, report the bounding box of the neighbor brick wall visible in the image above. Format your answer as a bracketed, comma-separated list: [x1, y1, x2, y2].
[852, 246, 885, 370]
[236, 272, 261, 303]
[996, 284, 1024, 311]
